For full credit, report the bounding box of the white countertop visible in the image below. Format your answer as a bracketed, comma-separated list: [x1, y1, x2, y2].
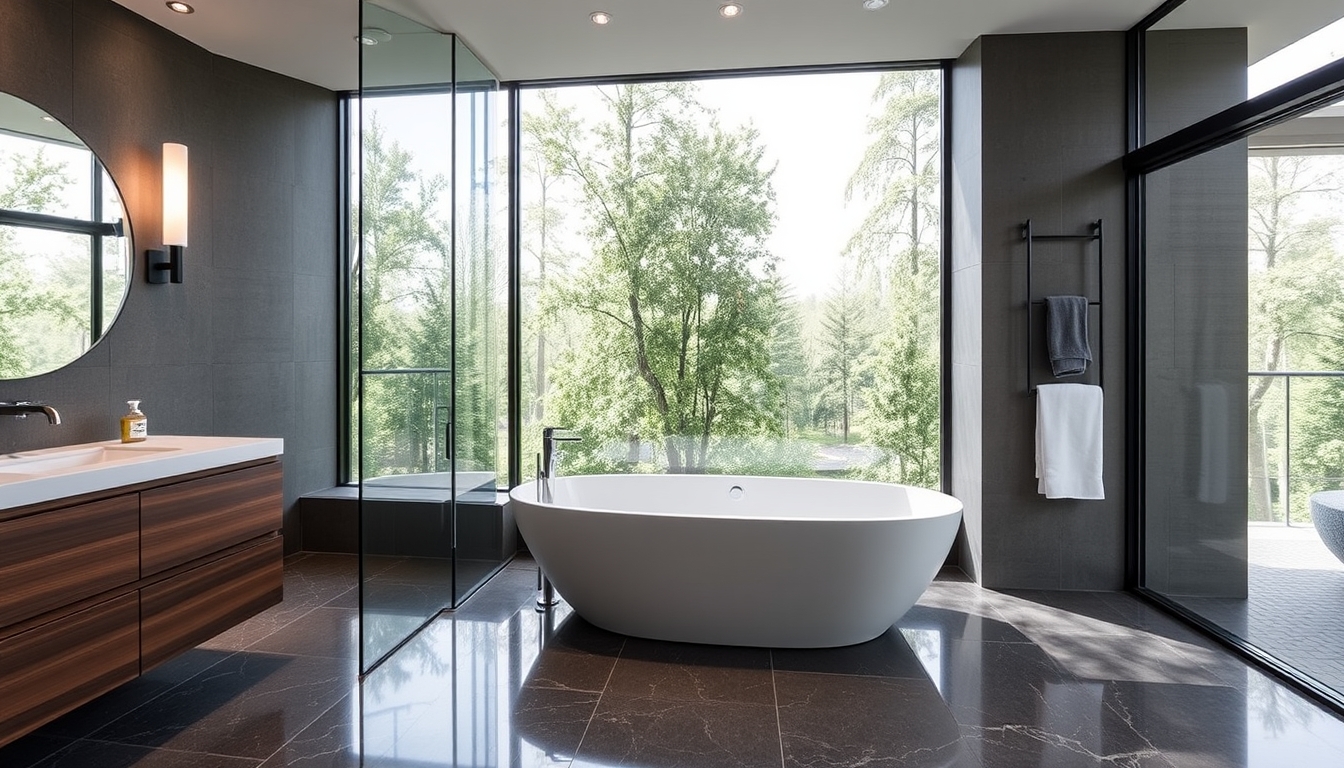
[0, 435, 284, 511]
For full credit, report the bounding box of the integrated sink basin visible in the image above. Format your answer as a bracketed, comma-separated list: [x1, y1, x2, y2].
[0, 444, 180, 473]
[0, 435, 284, 510]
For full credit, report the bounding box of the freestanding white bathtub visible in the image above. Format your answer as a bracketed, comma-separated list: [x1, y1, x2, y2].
[509, 474, 963, 648]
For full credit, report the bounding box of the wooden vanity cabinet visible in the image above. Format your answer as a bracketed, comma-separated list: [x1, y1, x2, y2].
[0, 458, 283, 749]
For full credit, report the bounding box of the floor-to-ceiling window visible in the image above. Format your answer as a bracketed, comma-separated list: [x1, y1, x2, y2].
[1135, 0, 1344, 709]
[517, 68, 943, 484]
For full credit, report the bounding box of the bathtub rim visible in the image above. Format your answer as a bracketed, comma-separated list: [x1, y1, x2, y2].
[508, 473, 962, 524]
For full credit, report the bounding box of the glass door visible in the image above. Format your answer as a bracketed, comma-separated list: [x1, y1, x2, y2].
[357, 1, 458, 673]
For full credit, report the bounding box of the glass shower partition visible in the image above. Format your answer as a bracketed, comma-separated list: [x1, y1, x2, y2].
[357, 2, 506, 673]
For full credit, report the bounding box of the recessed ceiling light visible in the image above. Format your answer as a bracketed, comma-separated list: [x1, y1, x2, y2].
[165, 1, 194, 13]
[720, 3, 743, 18]
[862, 0, 889, 9]
[41, 116, 57, 122]
[590, 11, 612, 25]
[356, 27, 392, 45]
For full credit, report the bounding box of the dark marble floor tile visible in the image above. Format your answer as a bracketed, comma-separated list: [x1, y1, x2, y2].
[322, 587, 357, 610]
[771, 625, 929, 679]
[247, 607, 358, 660]
[87, 652, 353, 760]
[607, 638, 774, 705]
[257, 695, 358, 768]
[29, 740, 261, 768]
[0, 733, 73, 768]
[522, 614, 627, 694]
[199, 555, 357, 653]
[898, 604, 1031, 644]
[959, 723, 1173, 768]
[451, 565, 541, 623]
[937, 640, 1073, 727]
[32, 648, 237, 740]
[572, 694, 781, 768]
[1024, 628, 1229, 686]
[510, 686, 601, 766]
[776, 670, 979, 768]
[985, 590, 1137, 638]
[1101, 681, 1250, 768]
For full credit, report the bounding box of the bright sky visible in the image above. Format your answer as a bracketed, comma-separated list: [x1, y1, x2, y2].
[519, 71, 893, 301]
[1249, 14, 1344, 96]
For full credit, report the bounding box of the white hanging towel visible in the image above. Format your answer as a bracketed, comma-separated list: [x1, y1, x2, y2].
[1035, 383, 1104, 500]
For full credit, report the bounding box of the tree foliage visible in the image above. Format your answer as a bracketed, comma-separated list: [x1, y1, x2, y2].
[527, 84, 783, 473]
[0, 147, 84, 378]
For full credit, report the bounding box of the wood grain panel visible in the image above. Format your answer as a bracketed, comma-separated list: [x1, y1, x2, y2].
[140, 537, 282, 670]
[0, 592, 139, 748]
[140, 460, 282, 576]
[0, 494, 139, 627]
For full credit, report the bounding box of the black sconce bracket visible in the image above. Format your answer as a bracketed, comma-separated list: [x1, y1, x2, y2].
[146, 245, 184, 284]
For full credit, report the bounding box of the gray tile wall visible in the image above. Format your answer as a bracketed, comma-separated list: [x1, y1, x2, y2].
[0, 0, 341, 553]
[952, 32, 1128, 590]
[951, 38, 984, 582]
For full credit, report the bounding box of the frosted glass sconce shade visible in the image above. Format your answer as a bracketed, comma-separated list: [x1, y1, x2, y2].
[147, 142, 187, 283]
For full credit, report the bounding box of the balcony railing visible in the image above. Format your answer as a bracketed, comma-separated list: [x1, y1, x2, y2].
[1248, 370, 1344, 525]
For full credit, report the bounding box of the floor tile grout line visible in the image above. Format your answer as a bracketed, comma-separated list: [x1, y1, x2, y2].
[568, 632, 627, 765]
[57, 735, 267, 764]
[254, 694, 348, 767]
[770, 649, 786, 768]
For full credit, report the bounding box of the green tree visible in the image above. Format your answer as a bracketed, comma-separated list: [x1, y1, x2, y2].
[816, 265, 874, 443]
[528, 83, 782, 473]
[0, 147, 82, 377]
[356, 116, 451, 476]
[844, 69, 942, 485]
[1247, 154, 1344, 520]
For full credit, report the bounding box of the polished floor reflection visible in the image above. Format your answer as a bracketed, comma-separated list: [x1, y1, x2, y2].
[4, 553, 1344, 767]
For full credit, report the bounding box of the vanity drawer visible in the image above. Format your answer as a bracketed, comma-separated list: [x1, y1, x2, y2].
[0, 494, 139, 627]
[140, 461, 282, 576]
[140, 537, 283, 670]
[0, 591, 139, 746]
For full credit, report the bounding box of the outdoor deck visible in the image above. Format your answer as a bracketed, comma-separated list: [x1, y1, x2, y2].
[1174, 523, 1344, 695]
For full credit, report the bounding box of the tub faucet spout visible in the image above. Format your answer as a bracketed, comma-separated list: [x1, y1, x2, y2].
[541, 426, 581, 498]
[0, 401, 61, 425]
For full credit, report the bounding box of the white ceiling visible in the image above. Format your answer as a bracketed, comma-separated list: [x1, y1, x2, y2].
[108, 0, 1341, 92]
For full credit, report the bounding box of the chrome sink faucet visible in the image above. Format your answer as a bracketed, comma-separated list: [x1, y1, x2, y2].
[0, 401, 61, 425]
[539, 426, 581, 503]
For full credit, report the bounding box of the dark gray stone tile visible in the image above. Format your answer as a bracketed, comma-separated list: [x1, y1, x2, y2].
[257, 695, 357, 768]
[607, 638, 774, 705]
[210, 275, 295, 365]
[572, 694, 780, 768]
[87, 652, 352, 760]
[772, 625, 929, 679]
[776, 671, 978, 768]
[0, 733, 72, 768]
[509, 687, 600, 765]
[30, 741, 260, 768]
[34, 648, 236, 740]
[523, 615, 626, 694]
[246, 607, 358, 660]
[1102, 682, 1247, 768]
[898, 604, 1031, 644]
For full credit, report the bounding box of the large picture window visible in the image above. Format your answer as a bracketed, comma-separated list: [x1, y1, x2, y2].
[518, 68, 942, 483]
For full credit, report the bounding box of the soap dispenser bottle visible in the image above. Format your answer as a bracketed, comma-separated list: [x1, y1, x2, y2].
[120, 400, 147, 443]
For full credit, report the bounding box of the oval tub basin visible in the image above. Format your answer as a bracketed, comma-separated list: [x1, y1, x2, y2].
[510, 474, 962, 648]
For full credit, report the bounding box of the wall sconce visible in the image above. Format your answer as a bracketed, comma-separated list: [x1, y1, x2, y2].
[146, 142, 188, 283]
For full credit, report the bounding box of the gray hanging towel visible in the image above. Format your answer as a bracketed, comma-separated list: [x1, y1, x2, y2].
[1045, 295, 1091, 377]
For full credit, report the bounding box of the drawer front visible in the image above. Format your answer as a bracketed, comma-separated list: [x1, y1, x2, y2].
[141, 461, 282, 576]
[0, 494, 139, 627]
[141, 537, 283, 670]
[0, 592, 139, 748]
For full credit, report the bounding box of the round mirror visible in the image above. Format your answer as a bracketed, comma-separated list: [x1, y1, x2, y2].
[0, 91, 131, 380]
